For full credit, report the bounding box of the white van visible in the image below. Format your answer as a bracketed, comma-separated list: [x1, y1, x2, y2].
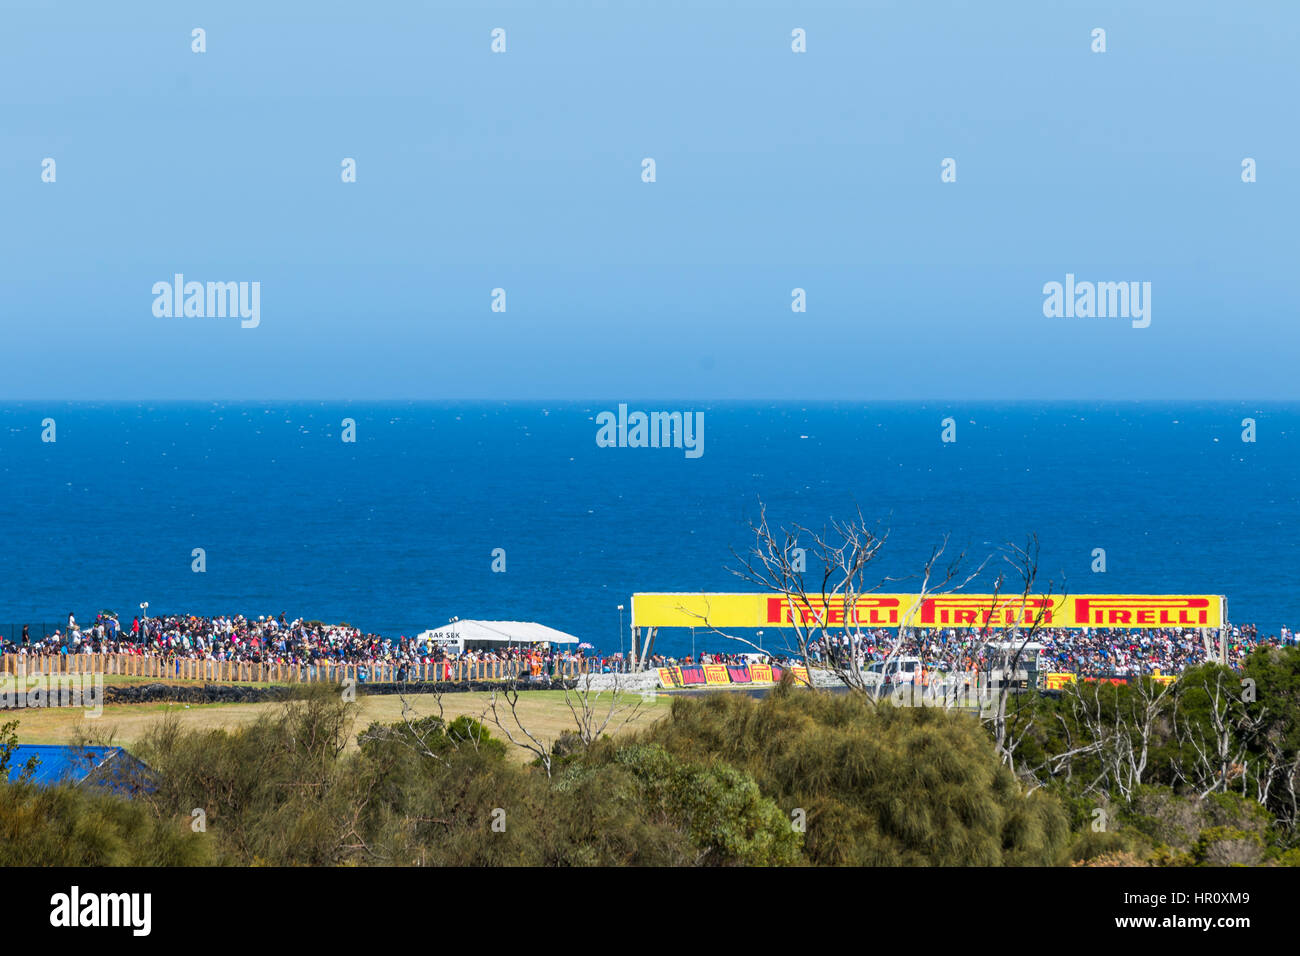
[863, 656, 922, 687]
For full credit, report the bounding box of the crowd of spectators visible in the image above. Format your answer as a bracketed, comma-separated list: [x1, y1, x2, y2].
[803, 623, 1285, 676]
[1, 611, 585, 672]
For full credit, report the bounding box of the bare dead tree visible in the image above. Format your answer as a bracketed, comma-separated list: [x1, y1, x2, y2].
[1277, 746, 1300, 834]
[1115, 675, 1177, 797]
[1053, 675, 1176, 801]
[481, 685, 554, 777]
[352, 677, 462, 768]
[1020, 695, 1108, 796]
[562, 672, 646, 748]
[1169, 668, 1252, 799]
[977, 537, 1064, 772]
[685, 501, 986, 699]
[1236, 693, 1300, 831]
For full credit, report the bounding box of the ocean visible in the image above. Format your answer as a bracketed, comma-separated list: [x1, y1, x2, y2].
[1, 401, 1294, 657]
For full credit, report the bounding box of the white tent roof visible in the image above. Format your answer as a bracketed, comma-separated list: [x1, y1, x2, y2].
[416, 620, 580, 646]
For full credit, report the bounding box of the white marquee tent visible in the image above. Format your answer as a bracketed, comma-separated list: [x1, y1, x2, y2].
[416, 620, 581, 653]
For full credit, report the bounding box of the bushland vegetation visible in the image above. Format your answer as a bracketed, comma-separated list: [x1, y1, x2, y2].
[1, 647, 1298, 866]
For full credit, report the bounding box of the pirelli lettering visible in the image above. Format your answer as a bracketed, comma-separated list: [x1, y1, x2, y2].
[919, 596, 1057, 627]
[1071, 596, 1216, 628]
[764, 596, 903, 626]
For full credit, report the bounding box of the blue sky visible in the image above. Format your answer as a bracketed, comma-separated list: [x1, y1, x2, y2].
[1, 1, 1295, 400]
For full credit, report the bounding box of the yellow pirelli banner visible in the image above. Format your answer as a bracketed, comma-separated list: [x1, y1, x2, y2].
[703, 664, 730, 685]
[632, 593, 1224, 630]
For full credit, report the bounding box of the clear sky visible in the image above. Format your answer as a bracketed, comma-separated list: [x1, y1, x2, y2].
[1, 1, 1295, 400]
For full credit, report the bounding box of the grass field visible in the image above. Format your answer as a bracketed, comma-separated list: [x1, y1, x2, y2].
[3, 688, 673, 763]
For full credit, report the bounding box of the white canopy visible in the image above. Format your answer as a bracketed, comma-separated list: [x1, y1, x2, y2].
[416, 620, 580, 646]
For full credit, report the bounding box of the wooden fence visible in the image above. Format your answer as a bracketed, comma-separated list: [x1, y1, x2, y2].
[0, 653, 594, 684]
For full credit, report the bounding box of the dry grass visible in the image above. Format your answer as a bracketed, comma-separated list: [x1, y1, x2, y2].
[4, 689, 672, 764]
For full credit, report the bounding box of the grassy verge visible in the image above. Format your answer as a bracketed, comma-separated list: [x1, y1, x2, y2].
[5, 688, 673, 762]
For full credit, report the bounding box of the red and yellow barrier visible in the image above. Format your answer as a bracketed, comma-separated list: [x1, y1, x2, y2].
[656, 661, 812, 689]
[703, 664, 730, 685]
[678, 666, 707, 686]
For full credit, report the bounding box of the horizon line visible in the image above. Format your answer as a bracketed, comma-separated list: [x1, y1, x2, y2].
[0, 397, 1294, 405]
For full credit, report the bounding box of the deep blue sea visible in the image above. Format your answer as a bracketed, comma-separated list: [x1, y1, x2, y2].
[1, 402, 1295, 656]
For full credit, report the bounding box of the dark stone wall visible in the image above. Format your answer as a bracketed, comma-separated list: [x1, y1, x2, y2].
[90, 677, 577, 706]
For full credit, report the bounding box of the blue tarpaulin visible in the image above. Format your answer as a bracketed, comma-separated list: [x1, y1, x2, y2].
[5, 744, 153, 794]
